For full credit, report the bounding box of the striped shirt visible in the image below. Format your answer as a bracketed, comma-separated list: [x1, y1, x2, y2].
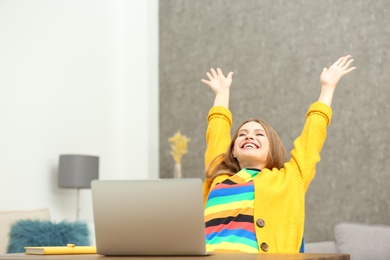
[204, 168, 260, 253]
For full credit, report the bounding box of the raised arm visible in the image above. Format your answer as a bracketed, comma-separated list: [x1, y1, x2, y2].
[319, 55, 356, 107]
[201, 68, 233, 109]
[201, 68, 234, 204]
[200, 68, 234, 171]
[284, 55, 356, 191]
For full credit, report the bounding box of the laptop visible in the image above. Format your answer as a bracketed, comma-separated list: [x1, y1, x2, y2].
[91, 178, 208, 256]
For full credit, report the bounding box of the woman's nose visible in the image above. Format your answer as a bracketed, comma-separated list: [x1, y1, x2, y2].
[245, 135, 254, 140]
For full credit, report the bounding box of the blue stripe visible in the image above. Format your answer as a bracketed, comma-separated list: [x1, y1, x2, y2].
[208, 185, 254, 200]
[206, 235, 258, 249]
[300, 237, 305, 253]
[206, 228, 256, 241]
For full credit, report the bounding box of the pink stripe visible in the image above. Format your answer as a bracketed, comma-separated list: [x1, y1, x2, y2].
[205, 221, 255, 235]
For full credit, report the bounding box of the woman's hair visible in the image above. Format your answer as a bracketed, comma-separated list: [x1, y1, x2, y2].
[205, 118, 286, 179]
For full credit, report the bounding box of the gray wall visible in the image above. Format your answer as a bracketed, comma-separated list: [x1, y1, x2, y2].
[159, 0, 390, 242]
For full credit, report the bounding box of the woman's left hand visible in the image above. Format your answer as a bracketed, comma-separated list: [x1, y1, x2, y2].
[320, 55, 356, 88]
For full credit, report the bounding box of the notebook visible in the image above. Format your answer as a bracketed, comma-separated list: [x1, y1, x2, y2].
[91, 178, 208, 256]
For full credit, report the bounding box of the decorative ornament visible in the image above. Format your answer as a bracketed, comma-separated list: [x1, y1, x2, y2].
[168, 131, 190, 178]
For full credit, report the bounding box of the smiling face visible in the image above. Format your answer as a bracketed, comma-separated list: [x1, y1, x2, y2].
[232, 121, 270, 170]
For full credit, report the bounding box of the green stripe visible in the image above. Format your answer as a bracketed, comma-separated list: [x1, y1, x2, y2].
[243, 168, 260, 176]
[206, 192, 254, 207]
[207, 235, 258, 249]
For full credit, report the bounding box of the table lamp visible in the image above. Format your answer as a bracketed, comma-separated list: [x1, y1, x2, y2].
[58, 154, 99, 220]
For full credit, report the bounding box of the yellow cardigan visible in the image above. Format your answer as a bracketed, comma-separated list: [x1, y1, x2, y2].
[203, 102, 332, 253]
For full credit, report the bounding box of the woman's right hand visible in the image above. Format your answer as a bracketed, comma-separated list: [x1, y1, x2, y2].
[201, 68, 234, 108]
[201, 68, 233, 95]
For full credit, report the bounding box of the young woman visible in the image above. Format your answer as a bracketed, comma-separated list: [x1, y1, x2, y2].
[201, 55, 356, 254]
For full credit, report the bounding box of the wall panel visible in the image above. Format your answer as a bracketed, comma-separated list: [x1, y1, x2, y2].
[159, 0, 390, 242]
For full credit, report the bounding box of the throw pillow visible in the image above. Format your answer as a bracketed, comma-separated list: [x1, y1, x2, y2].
[0, 208, 50, 254]
[7, 220, 89, 253]
[334, 222, 390, 260]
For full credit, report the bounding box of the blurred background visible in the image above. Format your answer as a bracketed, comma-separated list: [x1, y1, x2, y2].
[1, 0, 389, 244]
[159, 0, 390, 242]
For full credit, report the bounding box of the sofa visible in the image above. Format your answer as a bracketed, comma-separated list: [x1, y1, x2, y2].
[305, 222, 390, 260]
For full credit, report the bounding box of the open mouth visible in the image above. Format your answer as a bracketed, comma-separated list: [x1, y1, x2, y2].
[241, 142, 259, 149]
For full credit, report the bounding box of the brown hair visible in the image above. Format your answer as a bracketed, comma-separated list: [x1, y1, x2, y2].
[205, 118, 286, 179]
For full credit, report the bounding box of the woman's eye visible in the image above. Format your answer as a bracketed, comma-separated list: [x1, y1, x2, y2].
[257, 133, 264, 136]
[238, 133, 245, 137]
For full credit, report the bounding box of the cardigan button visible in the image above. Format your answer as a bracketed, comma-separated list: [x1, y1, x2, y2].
[260, 242, 269, 252]
[256, 218, 265, 228]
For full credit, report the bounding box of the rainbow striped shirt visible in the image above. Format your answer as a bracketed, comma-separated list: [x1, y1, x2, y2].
[204, 168, 260, 253]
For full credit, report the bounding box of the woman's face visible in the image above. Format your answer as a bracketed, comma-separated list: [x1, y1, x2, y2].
[232, 121, 270, 169]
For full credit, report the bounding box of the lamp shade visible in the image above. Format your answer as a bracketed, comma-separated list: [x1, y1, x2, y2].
[58, 155, 99, 189]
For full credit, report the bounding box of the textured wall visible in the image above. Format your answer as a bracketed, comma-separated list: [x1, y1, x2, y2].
[159, 0, 390, 242]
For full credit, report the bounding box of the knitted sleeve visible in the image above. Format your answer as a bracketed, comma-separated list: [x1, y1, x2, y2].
[204, 106, 232, 168]
[203, 106, 232, 205]
[284, 101, 332, 192]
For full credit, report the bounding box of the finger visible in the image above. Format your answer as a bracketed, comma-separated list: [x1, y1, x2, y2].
[342, 58, 354, 69]
[216, 68, 224, 77]
[338, 55, 352, 67]
[341, 66, 356, 75]
[200, 79, 211, 87]
[206, 72, 213, 81]
[210, 68, 218, 78]
[227, 72, 234, 79]
[334, 56, 345, 66]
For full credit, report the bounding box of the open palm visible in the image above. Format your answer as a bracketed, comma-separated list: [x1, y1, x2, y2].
[320, 55, 356, 88]
[201, 68, 233, 95]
